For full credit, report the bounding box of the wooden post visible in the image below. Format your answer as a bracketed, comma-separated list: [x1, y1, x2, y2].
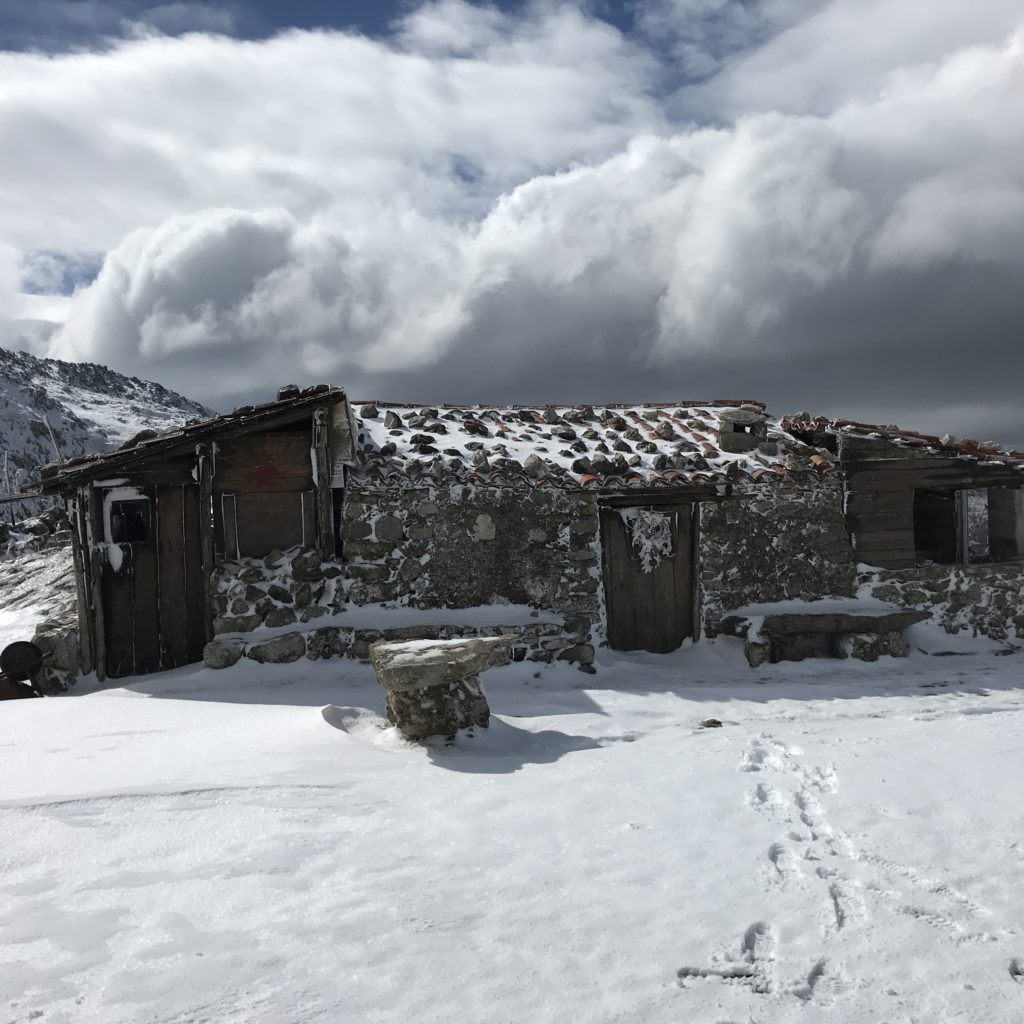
[196, 444, 215, 641]
[68, 493, 95, 676]
[312, 408, 334, 560]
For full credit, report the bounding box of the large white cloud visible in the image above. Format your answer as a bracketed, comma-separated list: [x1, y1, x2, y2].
[3, 1, 1024, 443]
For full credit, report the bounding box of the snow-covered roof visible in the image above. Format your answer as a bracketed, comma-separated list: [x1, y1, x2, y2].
[351, 401, 835, 491]
[783, 414, 1024, 469]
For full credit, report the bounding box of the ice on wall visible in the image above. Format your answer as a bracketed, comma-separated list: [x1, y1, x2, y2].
[619, 507, 676, 573]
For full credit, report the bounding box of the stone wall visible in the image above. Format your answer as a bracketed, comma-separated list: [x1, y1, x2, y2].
[208, 482, 602, 668]
[860, 563, 1024, 641]
[204, 618, 579, 670]
[339, 482, 601, 666]
[700, 477, 857, 635]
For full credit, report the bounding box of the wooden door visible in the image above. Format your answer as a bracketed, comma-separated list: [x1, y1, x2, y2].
[100, 485, 206, 677]
[600, 504, 695, 653]
[101, 541, 160, 677]
[157, 485, 207, 669]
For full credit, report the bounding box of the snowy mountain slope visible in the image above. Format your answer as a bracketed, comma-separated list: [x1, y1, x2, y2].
[0, 346, 211, 494]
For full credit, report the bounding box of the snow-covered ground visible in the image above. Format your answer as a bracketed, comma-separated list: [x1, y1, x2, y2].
[3, 639, 1024, 1023]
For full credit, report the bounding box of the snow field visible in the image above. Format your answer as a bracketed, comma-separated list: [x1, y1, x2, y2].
[2, 645, 1024, 1023]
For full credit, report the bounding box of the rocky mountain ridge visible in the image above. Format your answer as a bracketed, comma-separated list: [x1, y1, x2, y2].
[0, 346, 211, 507]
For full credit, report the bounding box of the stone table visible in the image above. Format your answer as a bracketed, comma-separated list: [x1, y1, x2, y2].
[368, 635, 516, 740]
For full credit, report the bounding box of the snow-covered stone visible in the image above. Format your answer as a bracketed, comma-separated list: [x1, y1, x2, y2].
[246, 632, 306, 664]
[203, 638, 246, 669]
[369, 636, 513, 739]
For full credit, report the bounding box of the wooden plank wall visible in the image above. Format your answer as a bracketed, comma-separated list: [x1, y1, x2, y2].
[843, 451, 1024, 569]
[214, 432, 313, 492]
[214, 431, 314, 557]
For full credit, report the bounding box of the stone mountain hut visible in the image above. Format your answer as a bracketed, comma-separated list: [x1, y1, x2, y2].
[33, 389, 1024, 684]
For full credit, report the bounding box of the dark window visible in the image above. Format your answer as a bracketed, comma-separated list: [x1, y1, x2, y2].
[914, 487, 1023, 565]
[110, 499, 151, 543]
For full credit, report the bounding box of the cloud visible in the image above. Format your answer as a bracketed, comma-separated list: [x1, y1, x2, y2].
[3, 1, 1024, 445]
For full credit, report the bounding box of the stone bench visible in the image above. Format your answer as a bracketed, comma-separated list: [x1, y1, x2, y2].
[720, 608, 931, 666]
[368, 635, 516, 740]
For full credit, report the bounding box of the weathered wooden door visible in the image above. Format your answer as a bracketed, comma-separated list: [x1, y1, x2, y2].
[100, 485, 206, 677]
[600, 504, 695, 653]
[101, 540, 160, 677]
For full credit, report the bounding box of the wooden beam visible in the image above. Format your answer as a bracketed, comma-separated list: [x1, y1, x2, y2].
[69, 493, 94, 676]
[196, 445, 215, 643]
[313, 408, 334, 559]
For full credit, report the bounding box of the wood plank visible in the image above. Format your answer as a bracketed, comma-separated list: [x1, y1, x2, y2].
[844, 490, 914, 513]
[329, 400, 357, 486]
[213, 475, 312, 493]
[197, 446, 215, 643]
[102, 544, 135, 678]
[93, 463, 196, 486]
[131, 542, 161, 674]
[157, 486, 188, 670]
[844, 457, 963, 475]
[301, 491, 316, 550]
[214, 431, 314, 492]
[69, 495, 94, 676]
[234, 491, 305, 557]
[182, 484, 207, 663]
[845, 510, 914, 532]
[89, 544, 107, 681]
[852, 529, 916, 548]
[313, 409, 334, 559]
[221, 493, 239, 560]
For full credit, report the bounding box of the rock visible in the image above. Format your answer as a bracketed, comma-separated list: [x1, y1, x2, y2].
[293, 581, 312, 608]
[246, 632, 306, 664]
[290, 549, 322, 581]
[229, 597, 249, 615]
[418, 501, 438, 516]
[360, 403, 379, 419]
[557, 643, 595, 666]
[31, 620, 80, 692]
[744, 640, 770, 668]
[306, 627, 346, 660]
[700, 719, 723, 729]
[203, 638, 246, 669]
[264, 606, 297, 627]
[268, 583, 293, 604]
[523, 453, 546, 476]
[239, 567, 264, 585]
[213, 613, 263, 635]
[399, 559, 424, 581]
[384, 410, 403, 429]
[375, 515, 405, 543]
[471, 514, 496, 542]
[369, 636, 513, 692]
[384, 677, 490, 740]
[298, 604, 329, 623]
[264, 549, 287, 569]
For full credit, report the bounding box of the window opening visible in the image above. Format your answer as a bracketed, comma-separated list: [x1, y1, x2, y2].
[109, 499, 151, 544]
[914, 487, 1023, 565]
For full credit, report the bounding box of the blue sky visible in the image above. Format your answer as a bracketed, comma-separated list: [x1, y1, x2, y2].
[0, 1, 638, 51]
